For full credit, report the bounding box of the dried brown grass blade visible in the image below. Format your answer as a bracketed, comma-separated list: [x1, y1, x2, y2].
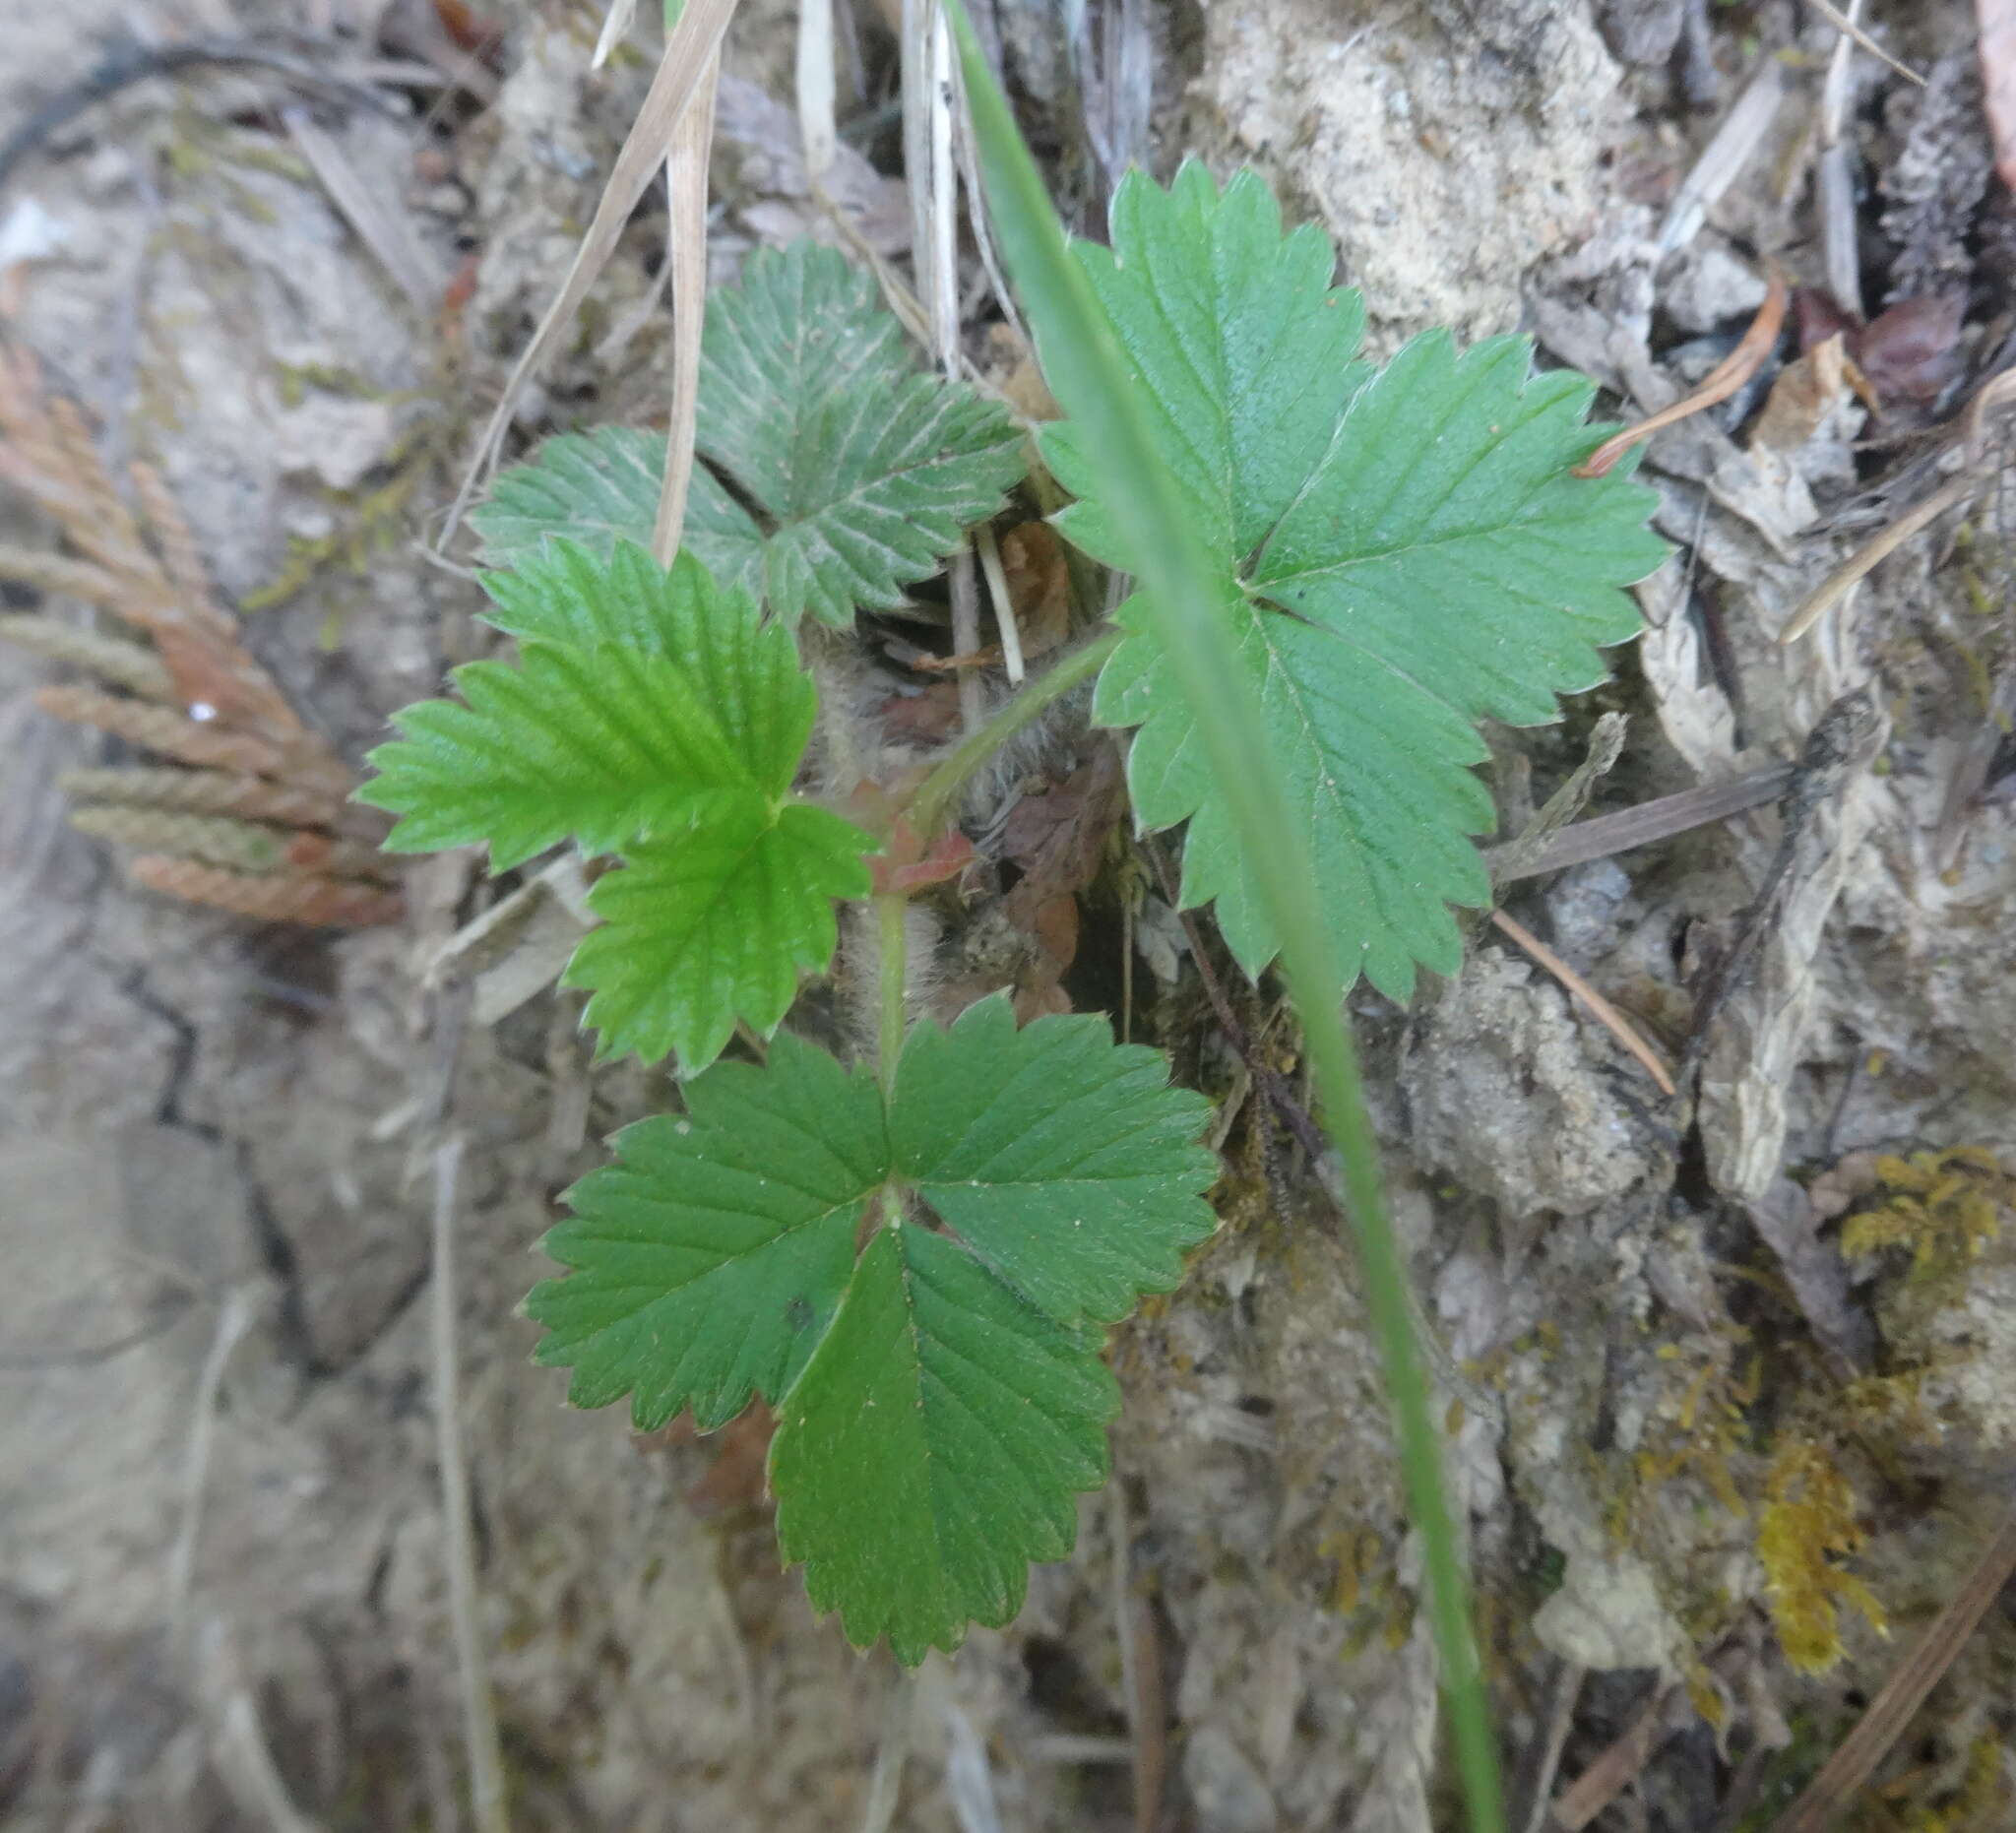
[1780, 470, 1974, 644]
[442, 0, 741, 544]
[652, 43, 722, 565]
[1489, 909, 1677, 1096]
[1574, 269, 1789, 478]
[1802, 0, 1925, 87]
[1767, 1502, 2016, 1833]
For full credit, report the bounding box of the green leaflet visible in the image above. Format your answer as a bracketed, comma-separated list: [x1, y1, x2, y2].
[356, 541, 874, 1074]
[565, 801, 872, 1070]
[1045, 162, 1668, 1000]
[771, 1225, 1112, 1666]
[526, 994, 1219, 1662]
[469, 242, 1026, 627]
[529, 1034, 887, 1431]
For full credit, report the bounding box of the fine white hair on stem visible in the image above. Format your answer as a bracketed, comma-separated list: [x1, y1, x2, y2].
[842, 898, 944, 1066]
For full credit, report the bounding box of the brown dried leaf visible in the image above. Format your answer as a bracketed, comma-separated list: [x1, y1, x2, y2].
[996, 746, 1126, 997]
[997, 522, 1072, 660]
[1749, 334, 1851, 451]
[1855, 292, 1966, 407]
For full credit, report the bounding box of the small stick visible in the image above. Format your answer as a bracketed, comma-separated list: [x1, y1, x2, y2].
[1552, 1683, 1679, 1830]
[1515, 1661, 1586, 1833]
[165, 1287, 258, 1637]
[1109, 1486, 1166, 1833]
[1779, 471, 1973, 643]
[1484, 765, 1797, 883]
[1574, 270, 1789, 478]
[1802, 0, 1926, 87]
[1782, 363, 2016, 645]
[1489, 909, 1676, 1097]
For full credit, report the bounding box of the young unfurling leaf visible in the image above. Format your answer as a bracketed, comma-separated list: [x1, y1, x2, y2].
[1044, 162, 1667, 1001]
[526, 995, 1219, 1664]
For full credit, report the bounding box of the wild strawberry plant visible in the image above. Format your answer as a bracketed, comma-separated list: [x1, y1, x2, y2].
[361, 167, 1661, 1669]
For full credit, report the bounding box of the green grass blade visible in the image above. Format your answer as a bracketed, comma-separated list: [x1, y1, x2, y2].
[943, 11, 1506, 1829]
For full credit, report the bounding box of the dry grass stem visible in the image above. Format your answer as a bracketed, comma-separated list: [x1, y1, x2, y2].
[1489, 909, 1677, 1097]
[1575, 270, 1788, 478]
[652, 43, 722, 566]
[443, 0, 741, 541]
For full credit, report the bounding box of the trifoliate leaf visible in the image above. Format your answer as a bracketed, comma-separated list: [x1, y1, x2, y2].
[888, 994, 1218, 1327]
[358, 542, 874, 1072]
[770, 1225, 1114, 1666]
[1045, 162, 1668, 1001]
[524, 994, 1219, 1661]
[563, 800, 873, 1068]
[527, 1034, 887, 1431]
[468, 242, 1026, 627]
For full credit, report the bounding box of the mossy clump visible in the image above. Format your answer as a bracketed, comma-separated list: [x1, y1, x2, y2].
[1755, 1437, 1886, 1675]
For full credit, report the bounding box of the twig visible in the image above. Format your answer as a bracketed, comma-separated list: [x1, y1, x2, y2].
[1802, 0, 1925, 87]
[1551, 1683, 1678, 1830]
[1514, 1661, 1585, 1833]
[1783, 364, 2016, 644]
[1483, 765, 1797, 883]
[1779, 471, 1974, 643]
[1574, 270, 1789, 478]
[195, 1618, 326, 1833]
[1767, 1501, 2016, 1833]
[1489, 910, 1676, 1097]
[1109, 1486, 1166, 1833]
